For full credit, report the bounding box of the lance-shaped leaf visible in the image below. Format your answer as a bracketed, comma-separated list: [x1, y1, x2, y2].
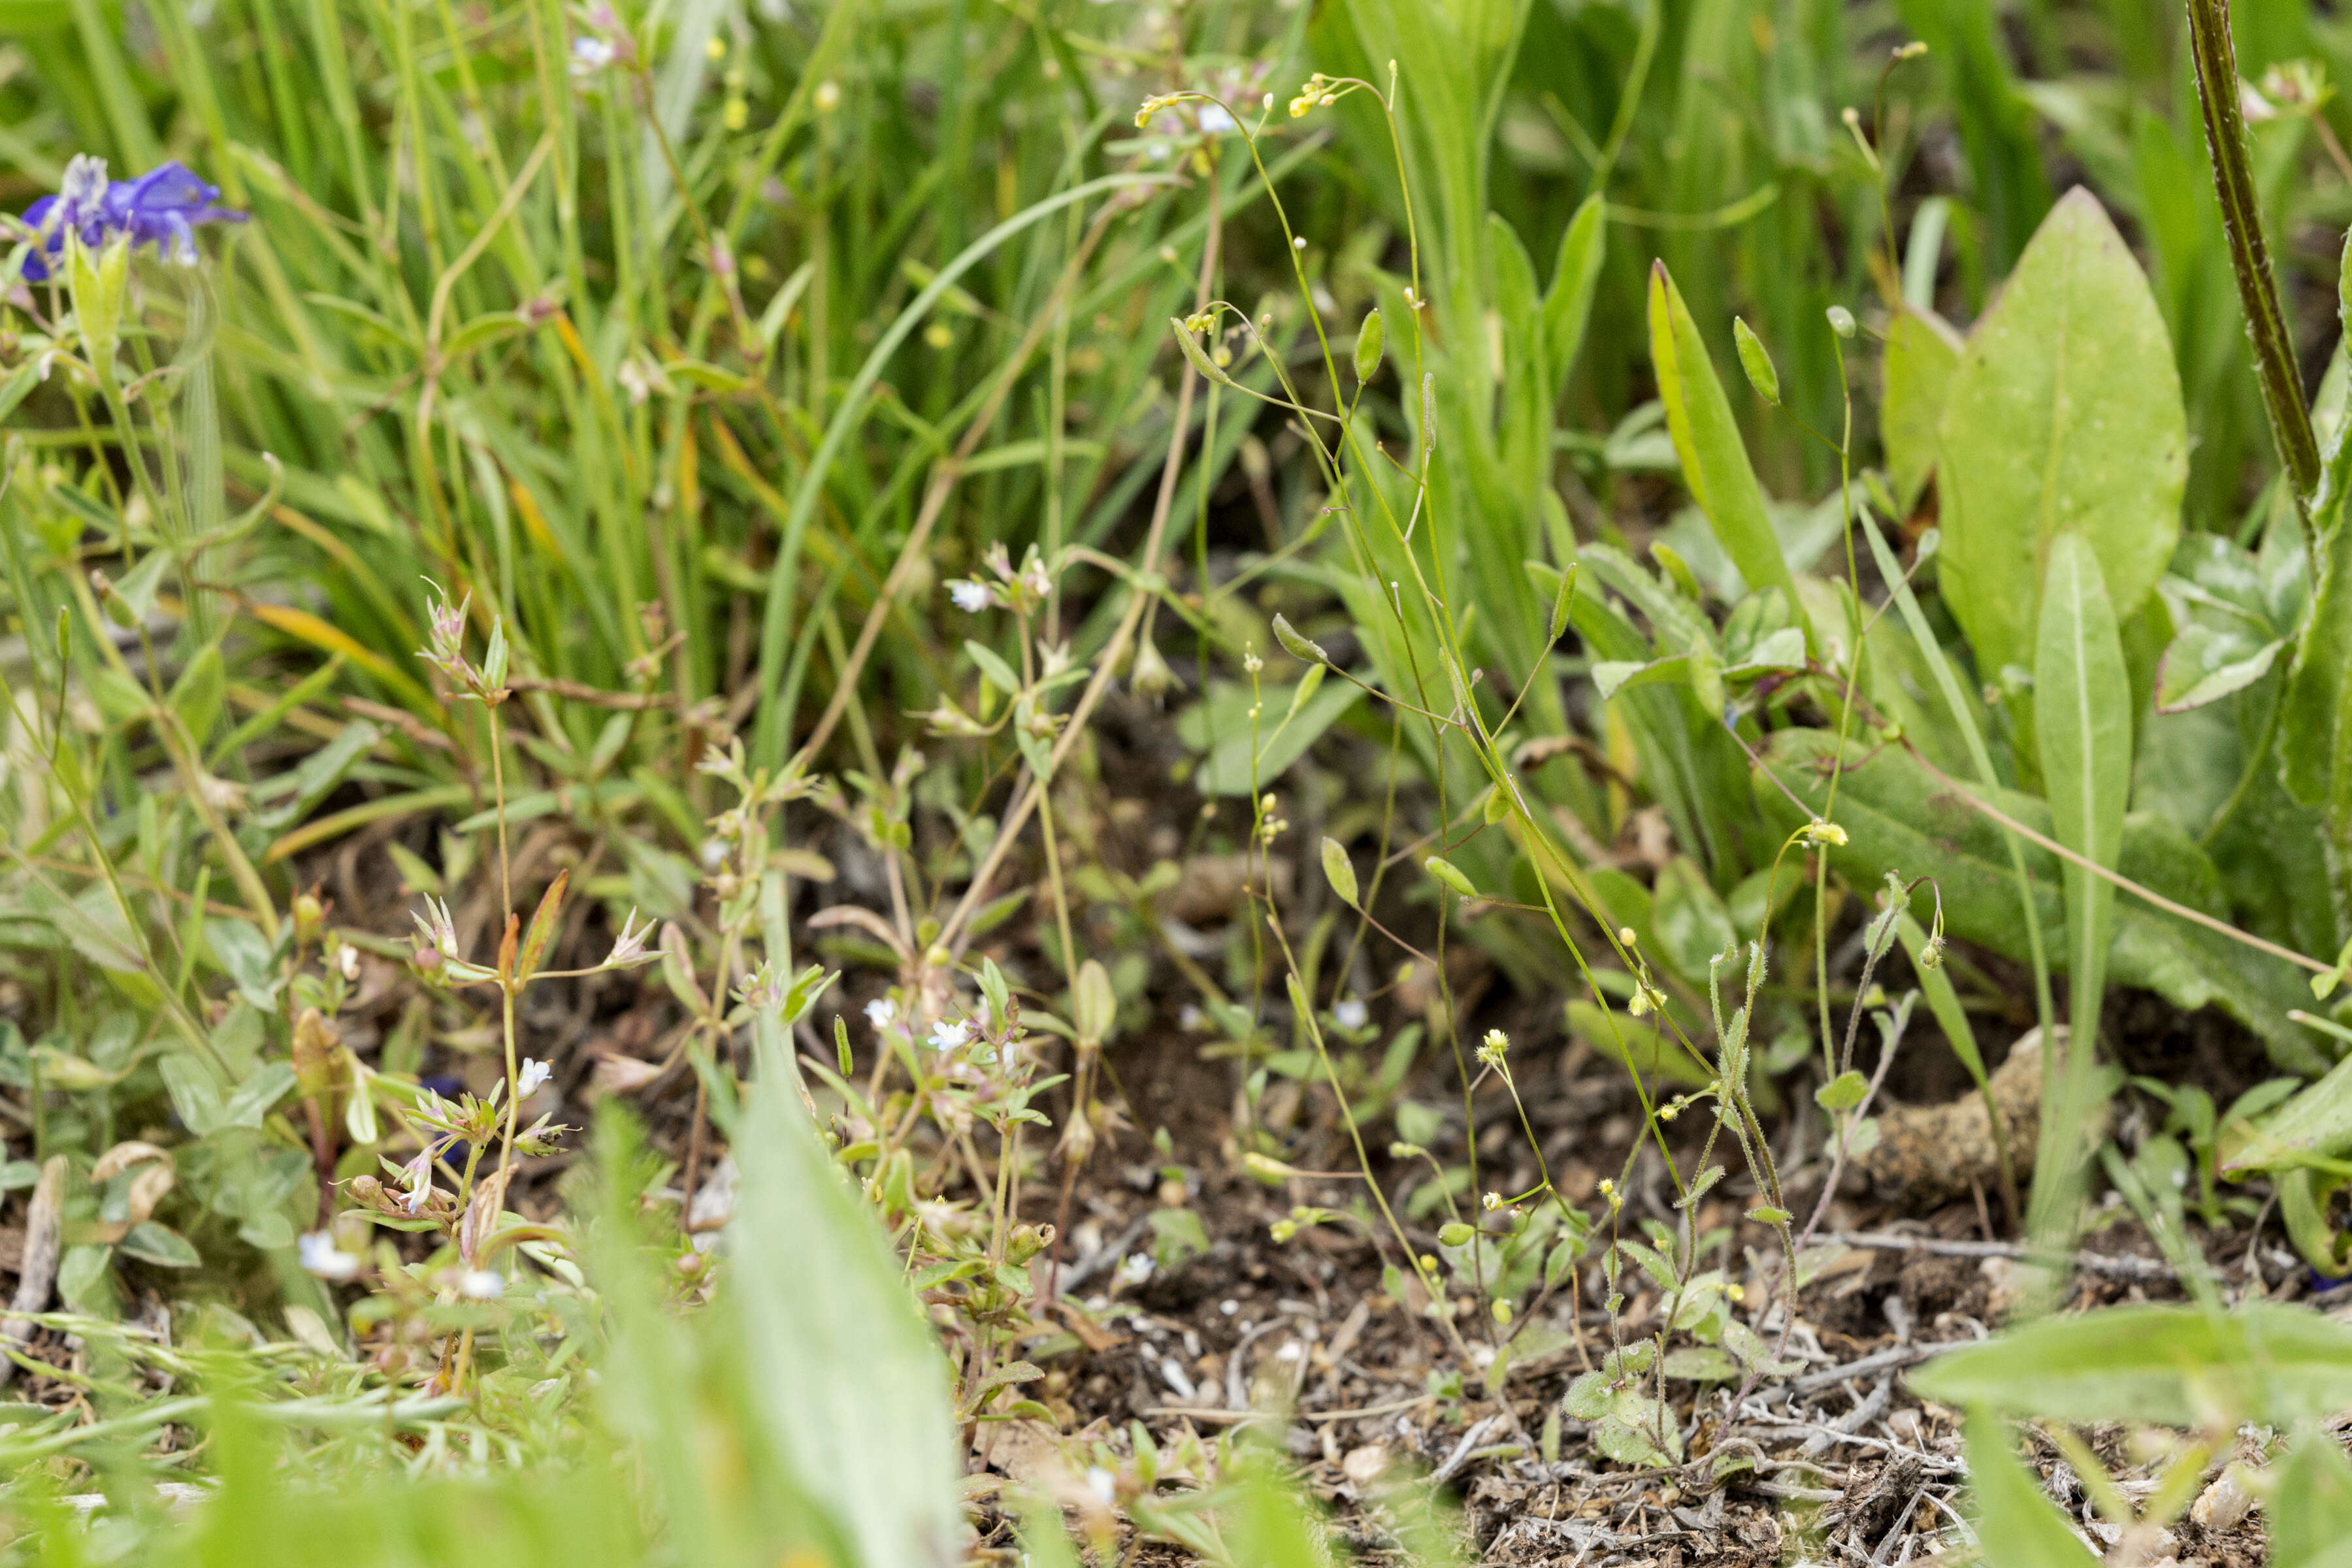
[1647, 261, 1805, 631]
[517, 869, 570, 983]
[2030, 533, 2131, 1241]
[1916, 1304, 2352, 1428]
[1960, 1410, 2102, 1566]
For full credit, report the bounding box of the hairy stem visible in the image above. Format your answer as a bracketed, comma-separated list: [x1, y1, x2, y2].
[2187, 0, 2321, 521]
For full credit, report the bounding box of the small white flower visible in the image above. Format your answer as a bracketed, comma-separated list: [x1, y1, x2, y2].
[411, 894, 461, 958]
[1333, 997, 1368, 1030]
[517, 1058, 553, 1098]
[337, 944, 361, 982]
[1118, 1253, 1156, 1286]
[606, 907, 653, 968]
[399, 1148, 435, 1215]
[458, 1269, 504, 1300]
[1196, 103, 1236, 135]
[865, 996, 898, 1031]
[570, 35, 615, 74]
[928, 1019, 972, 1053]
[1085, 1467, 1118, 1505]
[298, 1231, 358, 1282]
[949, 579, 994, 613]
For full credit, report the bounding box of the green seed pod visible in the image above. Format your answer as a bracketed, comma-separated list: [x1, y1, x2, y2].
[1073, 958, 1117, 1045]
[1826, 304, 1857, 339]
[1438, 1222, 1475, 1247]
[1733, 317, 1779, 404]
[1353, 306, 1384, 384]
[1169, 316, 1232, 385]
[1321, 836, 1359, 906]
[1270, 612, 1329, 666]
[1425, 856, 1477, 898]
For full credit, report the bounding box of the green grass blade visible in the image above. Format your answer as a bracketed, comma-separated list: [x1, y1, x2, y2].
[751, 171, 1177, 766]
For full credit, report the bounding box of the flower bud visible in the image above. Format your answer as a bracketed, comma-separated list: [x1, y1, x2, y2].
[291, 1007, 346, 1096]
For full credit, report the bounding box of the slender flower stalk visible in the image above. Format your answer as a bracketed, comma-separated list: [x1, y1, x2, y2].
[2187, 0, 2322, 527]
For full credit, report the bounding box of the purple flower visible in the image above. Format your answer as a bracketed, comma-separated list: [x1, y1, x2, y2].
[17, 156, 247, 283]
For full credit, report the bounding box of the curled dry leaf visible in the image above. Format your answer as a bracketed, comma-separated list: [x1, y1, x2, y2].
[592, 1055, 665, 1094]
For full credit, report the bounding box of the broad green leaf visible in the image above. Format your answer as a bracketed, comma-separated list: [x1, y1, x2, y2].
[2272, 1429, 2352, 1568]
[2155, 534, 2289, 712]
[1225, 1459, 1334, 1568]
[2031, 533, 2131, 1241]
[1663, 1346, 1738, 1382]
[221, 1062, 297, 1130]
[1592, 653, 1691, 701]
[1961, 1410, 2100, 1567]
[1752, 730, 2321, 1072]
[1881, 307, 1962, 513]
[1936, 188, 2185, 685]
[1646, 261, 1805, 632]
[1815, 1070, 1869, 1112]
[206, 918, 280, 1009]
[2156, 622, 2284, 712]
[2220, 1050, 2352, 1176]
[1592, 1394, 1680, 1467]
[727, 1076, 961, 1567]
[1915, 1304, 2352, 1428]
[159, 1055, 226, 1137]
[1729, 625, 1806, 674]
[118, 1222, 201, 1268]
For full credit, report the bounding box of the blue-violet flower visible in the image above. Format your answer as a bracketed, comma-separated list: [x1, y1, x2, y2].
[18, 155, 247, 283]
